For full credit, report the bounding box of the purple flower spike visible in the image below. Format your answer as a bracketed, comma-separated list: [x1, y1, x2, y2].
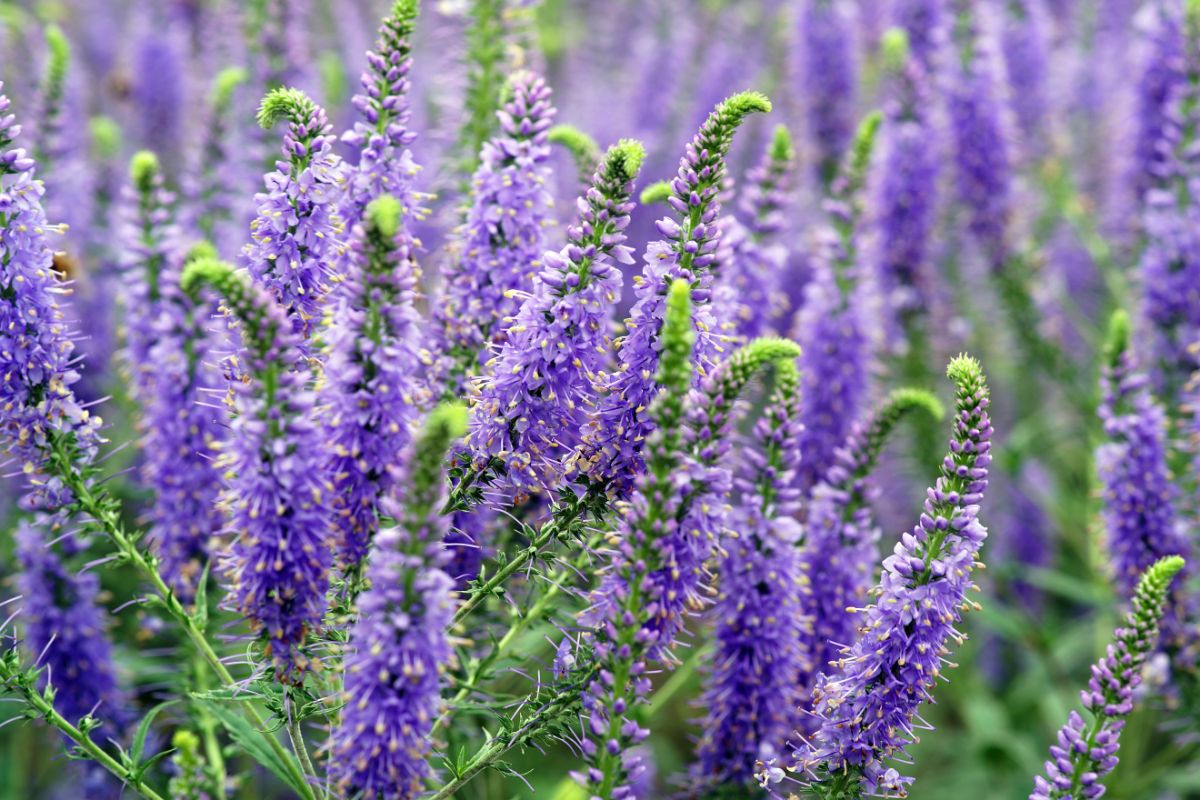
[695, 359, 806, 789]
[578, 90, 772, 497]
[0, 85, 102, 511]
[182, 259, 333, 683]
[322, 195, 425, 570]
[433, 70, 557, 394]
[1030, 557, 1186, 800]
[799, 0, 858, 184]
[15, 516, 127, 737]
[342, 0, 424, 227]
[468, 140, 645, 500]
[1097, 311, 1191, 648]
[792, 355, 992, 797]
[247, 87, 346, 343]
[948, 2, 1012, 271]
[333, 404, 464, 800]
[796, 388, 945, 727]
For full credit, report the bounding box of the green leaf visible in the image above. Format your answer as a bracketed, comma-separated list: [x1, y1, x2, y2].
[193, 698, 308, 796]
[132, 699, 177, 765]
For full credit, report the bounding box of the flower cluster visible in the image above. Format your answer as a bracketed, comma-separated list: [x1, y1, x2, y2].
[434, 70, 557, 392]
[183, 258, 333, 682]
[0, 86, 102, 510]
[695, 358, 805, 788]
[1097, 311, 1191, 644]
[322, 195, 425, 569]
[1030, 556, 1187, 800]
[333, 404, 464, 799]
[468, 140, 644, 499]
[246, 87, 346, 342]
[795, 355, 992, 796]
[579, 91, 771, 496]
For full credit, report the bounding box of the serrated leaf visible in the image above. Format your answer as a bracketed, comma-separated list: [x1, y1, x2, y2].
[194, 698, 308, 797]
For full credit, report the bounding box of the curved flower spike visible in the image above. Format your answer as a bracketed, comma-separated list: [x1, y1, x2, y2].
[638, 180, 673, 206]
[468, 139, 645, 500]
[548, 124, 602, 185]
[793, 355, 992, 798]
[1030, 556, 1187, 800]
[798, 387, 946, 718]
[579, 91, 772, 496]
[182, 259, 334, 683]
[247, 86, 345, 343]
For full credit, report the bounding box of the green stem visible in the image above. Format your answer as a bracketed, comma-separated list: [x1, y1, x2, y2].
[0, 669, 167, 800]
[49, 437, 317, 800]
[192, 654, 228, 800]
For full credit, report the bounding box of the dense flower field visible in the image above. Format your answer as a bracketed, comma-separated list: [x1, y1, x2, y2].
[0, 0, 1199, 798]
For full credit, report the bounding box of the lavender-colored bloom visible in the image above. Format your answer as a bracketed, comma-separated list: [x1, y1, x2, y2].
[322, 196, 425, 569]
[892, 0, 944, 72]
[796, 388, 944, 724]
[15, 517, 126, 734]
[433, 70, 556, 393]
[874, 47, 939, 334]
[332, 405, 463, 800]
[578, 91, 772, 497]
[1029, 556, 1186, 800]
[715, 125, 794, 341]
[0, 87, 102, 511]
[1001, 0, 1051, 147]
[468, 140, 643, 499]
[799, 0, 858, 183]
[793, 356, 992, 796]
[574, 279, 694, 798]
[1129, 0, 1184, 207]
[948, 6, 1012, 271]
[183, 260, 333, 682]
[1097, 312, 1191, 646]
[185, 66, 253, 257]
[246, 88, 346, 343]
[132, 27, 185, 165]
[791, 259, 870, 494]
[118, 152, 183, 403]
[695, 359, 806, 788]
[341, 0, 422, 227]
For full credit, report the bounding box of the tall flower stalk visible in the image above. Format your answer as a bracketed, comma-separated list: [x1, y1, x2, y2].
[578, 91, 772, 496]
[791, 355, 992, 798]
[694, 358, 805, 789]
[332, 404, 464, 799]
[322, 195, 425, 571]
[1029, 556, 1187, 800]
[468, 139, 644, 500]
[796, 388, 945, 720]
[246, 87, 346, 343]
[433, 69, 557, 394]
[183, 258, 333, 683]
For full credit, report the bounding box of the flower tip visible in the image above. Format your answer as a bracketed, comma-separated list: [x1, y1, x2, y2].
[426, 402, 469, 441]
[746, 336, 801, 364]
[185, 240, 219, 266]
[769, 124, 794, 165]
[549, 124, 600, 162]
[880, 27, 910, 73]
[88, 116, 121, 160]
[888, 387, 945, 422]
[391, 0, 420, 23]
[129, 150, 161, 192]
[44, 23, 70, 67]
[181, 257, 236, 299]
[610, 138, 646, 181]
[1149, 555, 1186, 583]
[726, 90, 772, 116]
[212, 66, 249, 107]
[257, 86, 315, 130]
[1105, 309, 1132, 368]
[945, 353, 984, 387]
[367, 194, 404, 239]
[639, 180, 672, 206]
